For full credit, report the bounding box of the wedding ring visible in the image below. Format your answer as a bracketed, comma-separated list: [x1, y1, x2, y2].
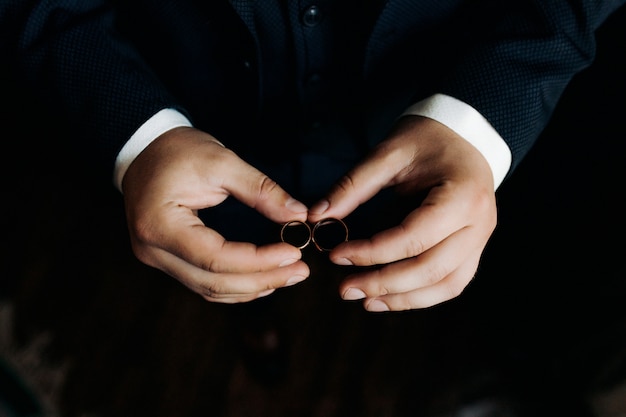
[311, 218, 349, 252]
[280, 220, 312, 249]
[281, 218, 349, 251]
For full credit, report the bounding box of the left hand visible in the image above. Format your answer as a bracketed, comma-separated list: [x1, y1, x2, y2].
[307, 115, 498, 311]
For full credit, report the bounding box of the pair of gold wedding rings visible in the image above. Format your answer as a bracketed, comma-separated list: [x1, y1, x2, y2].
[280, 218, 348, 252]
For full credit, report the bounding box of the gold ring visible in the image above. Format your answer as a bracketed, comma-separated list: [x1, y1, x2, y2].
[311, 217, 348, 252]
[280, 220, 312, 249]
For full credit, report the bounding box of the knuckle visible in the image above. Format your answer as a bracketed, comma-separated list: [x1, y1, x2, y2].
[376, 283, 391, 297]
[363, 245, 378, 265]
[200, 282, 226, 300]
[390, 296, 415, 312]
[256, 176, 279, 203]
[198, 240, 227, 272]
[215, 147, 238, 166]
[199, 253, 225, 273]
[406, 236, 426, 259]
[443, 279, 465, 300]
[473, 189, 498, 224]
[335, 174, 357, 194]
[396, 222, 426, 258]
[210, 148, 239, 177]
[369, 269, 390, 296]
[442, 266, 476, 301]
[199, 258, 218, 273]
[423, 263, 451, 286]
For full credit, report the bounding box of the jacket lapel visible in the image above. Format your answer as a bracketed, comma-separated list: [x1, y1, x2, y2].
[229, 0, 259, 41]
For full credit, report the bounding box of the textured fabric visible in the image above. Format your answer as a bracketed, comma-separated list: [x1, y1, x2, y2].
[4, 0, 626, 187]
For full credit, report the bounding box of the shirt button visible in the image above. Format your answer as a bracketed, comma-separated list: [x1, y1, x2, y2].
[301, 5, 323, 27]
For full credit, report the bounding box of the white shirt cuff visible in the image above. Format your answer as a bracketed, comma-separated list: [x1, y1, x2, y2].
[402, 94, 512, 190]
[113, 108, 193, 192]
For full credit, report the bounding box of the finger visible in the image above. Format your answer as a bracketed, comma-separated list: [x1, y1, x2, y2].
[331, 183, 495, 266]
[222, 153, 309, 223]
[308, 143, 404, 222]
[133, 204, 304, 274]
[363, 254, 481, 311]
[339, 224, 484, 301]
[151, 245, 310, 303]
[329, 184, 474, 266]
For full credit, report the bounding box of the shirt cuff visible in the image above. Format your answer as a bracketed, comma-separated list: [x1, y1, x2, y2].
[402, 94, 512, 190]
[113, 108, 193, 192]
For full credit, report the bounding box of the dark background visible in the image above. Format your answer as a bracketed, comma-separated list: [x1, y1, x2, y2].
[1, 5, 625, 416]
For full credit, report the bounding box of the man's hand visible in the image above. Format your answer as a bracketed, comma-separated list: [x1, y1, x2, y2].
[122, 127, 310, 303]
[308, 116, 497, 311]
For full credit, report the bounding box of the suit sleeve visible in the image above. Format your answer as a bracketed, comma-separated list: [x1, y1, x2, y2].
[436, 0, 626, 177]
[3, 0, 188, 183]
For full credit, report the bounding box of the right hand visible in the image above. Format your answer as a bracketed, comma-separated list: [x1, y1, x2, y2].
[308, 116, 498, 311]
[121, 127, 310, 303]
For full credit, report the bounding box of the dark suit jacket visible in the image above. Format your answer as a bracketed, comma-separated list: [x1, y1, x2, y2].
[2, 0, 625, 186]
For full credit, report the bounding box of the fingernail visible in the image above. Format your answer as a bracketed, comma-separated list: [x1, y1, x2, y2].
[309, 199, 330, 215]
[343, 288, 366, 300]
[286, 198, 308, 213]
[279, 258, 298, 267]
[367, 300, 390, 312]
[286, 275, 307, 286]
[334, 257, 353, 266]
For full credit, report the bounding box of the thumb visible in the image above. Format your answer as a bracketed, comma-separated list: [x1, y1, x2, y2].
[308, 146, 400, 222]
[224, 156, 308, 223]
